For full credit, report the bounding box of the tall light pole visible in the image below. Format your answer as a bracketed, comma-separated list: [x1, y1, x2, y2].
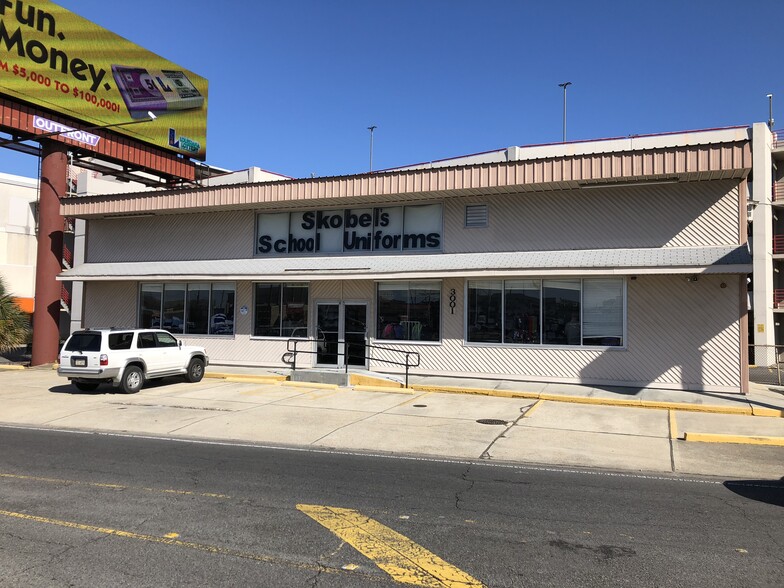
[367, 125, 377, 172]
[767, 94, 774, 130]
[558, 82, 572, 142]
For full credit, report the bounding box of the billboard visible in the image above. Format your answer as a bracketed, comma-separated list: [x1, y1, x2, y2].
[0, 0, 208, 160]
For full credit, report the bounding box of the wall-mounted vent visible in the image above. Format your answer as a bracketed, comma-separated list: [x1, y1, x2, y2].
[465, 204, 488, 228]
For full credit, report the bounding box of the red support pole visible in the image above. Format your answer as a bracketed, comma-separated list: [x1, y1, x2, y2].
[31, 140, 67, 366]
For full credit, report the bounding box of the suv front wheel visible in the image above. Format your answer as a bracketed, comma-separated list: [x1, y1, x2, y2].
[187, 358, 205, 383]
[121, 365, 144, 394]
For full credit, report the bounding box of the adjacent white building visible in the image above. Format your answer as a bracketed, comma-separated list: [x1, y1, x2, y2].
[0, 171, 38, 313]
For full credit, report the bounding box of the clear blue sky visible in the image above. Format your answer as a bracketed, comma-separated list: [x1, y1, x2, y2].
[1, 0, 781, 180]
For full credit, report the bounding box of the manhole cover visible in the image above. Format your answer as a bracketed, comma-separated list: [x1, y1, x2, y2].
[476, 419, 507, 426]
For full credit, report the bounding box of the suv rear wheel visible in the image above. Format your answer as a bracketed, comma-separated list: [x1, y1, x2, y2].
[186, 358, 205, 383]
[121, 365, 144, 394]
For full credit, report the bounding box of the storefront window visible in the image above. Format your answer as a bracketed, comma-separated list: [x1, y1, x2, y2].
[139, 284, 162, 329]
[467, 278, 624, 347]
[162, 284, 185, 333]
[186, 284, 210, 334]
[210, 282, 235, 335]
[138, 283, 236, 335]
[504, 280, 540, 344]
[467, 281, 502, 343]
[377, 282, 440, 341]
[543, 280, 581, 345]
[253, 283, 309, 337]
[582, 279, 624, 346]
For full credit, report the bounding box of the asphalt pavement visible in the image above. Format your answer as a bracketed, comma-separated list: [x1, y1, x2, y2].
[1, 364, 783, 480]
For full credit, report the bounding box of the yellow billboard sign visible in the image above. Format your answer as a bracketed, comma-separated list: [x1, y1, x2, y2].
[0, 0, 208, 159]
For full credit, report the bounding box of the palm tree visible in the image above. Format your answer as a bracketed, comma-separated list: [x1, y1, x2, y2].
[0, 277, 31, 355]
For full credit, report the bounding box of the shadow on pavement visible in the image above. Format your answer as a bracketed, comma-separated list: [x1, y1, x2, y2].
[723, 479, 784, 507]
[49, 377, 184, 396]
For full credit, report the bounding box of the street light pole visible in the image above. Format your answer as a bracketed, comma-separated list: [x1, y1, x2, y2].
[767, 94, 774, 130]
[367, 125, 377, 172]
[558, 82, 572, 142]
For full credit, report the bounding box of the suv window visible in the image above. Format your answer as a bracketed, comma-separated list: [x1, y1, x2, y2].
[65, 332, 102, 352]
[108, 332, 134, 350]
[156, 332, 178, 347]
[137, 333, 157, 349]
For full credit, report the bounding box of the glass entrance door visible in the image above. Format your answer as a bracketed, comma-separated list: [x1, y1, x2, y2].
[316, 302, 367, 367]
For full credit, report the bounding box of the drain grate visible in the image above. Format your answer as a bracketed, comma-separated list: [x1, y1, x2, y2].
[476, 418, 507, 426]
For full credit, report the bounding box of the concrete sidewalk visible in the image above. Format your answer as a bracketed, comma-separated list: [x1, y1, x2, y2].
[1, 365, 783, 480]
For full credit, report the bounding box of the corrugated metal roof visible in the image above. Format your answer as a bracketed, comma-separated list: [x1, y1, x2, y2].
[58, 245, 752, 281]
[60, 132, 751, 218]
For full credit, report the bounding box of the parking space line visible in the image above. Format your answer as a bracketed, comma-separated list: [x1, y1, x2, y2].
[524, 399, 545, 418]
[297, 504, 484, 587]
[668, 410, 678, 440]
[0, 472, 230, 499]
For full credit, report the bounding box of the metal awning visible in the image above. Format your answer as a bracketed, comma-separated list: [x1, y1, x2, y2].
[58, 246, 752, 281]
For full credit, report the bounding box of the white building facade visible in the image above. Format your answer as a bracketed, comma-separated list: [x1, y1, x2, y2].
[60, 128, 753, 393]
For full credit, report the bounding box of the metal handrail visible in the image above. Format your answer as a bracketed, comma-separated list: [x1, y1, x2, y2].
[284, 338, 421, 388]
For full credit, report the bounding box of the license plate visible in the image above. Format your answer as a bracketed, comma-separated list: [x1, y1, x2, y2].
[72, 357, 87, 367]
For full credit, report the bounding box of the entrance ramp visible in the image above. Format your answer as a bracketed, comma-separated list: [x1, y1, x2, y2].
[289, 369, 403, 388]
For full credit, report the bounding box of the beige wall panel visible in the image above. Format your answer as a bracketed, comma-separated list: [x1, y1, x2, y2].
[84, 180, 738, 265]
[83, 282, 137, 328]
[444, 181, 739, 254]
[369, 275, 741, 392]
[80, 275, 742, 391]
[86, 211, 255, 263]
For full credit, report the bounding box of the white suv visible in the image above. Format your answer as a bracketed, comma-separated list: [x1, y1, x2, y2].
[58, 328, 209, 394]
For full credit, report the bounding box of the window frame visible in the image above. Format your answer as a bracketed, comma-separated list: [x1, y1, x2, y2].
[251, 282, 310, 339]
[138, 282, 236, 336]
[375, 280, 442, 344]
[464, 277, 626, 349]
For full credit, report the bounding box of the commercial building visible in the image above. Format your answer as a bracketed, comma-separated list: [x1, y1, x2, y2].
[59, 127, 754, 393]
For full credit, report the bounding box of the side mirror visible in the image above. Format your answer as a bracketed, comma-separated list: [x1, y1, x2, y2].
[178, 340, 182, 349]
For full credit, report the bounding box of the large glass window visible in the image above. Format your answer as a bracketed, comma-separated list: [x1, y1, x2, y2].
[139, 284, 162, 329]
[467, 281, 502, 343]
[162, 284, 185, 333]
[253, 283, 309, 337]
[582, 279, 624, 346]
[377, 281, 440, 341]
[543, 280, 581, 345]
[210, 282, 235, 335]
[139, 283, 236, 335]
[467, 278, 625, 347]
[504, 280, 541, 344]
[187, 284, 210, 334]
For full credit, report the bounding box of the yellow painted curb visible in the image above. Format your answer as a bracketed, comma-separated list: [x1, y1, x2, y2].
[411, 384, 493, 396]
[348, 373, 402, 388]
[281, 381, 339, 390]
[352, 385, 415, 394]
[539, 393, 642, 407]
[751, 407, 784, 418]
[0, 364, 25, 371]
[205, 373, 288, 384]
[683, 432, 784, 446]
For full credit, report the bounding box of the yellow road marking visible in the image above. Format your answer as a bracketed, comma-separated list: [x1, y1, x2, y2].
[297, 504, 485, 587]
[0, 472, 230, 499]
[0, 509, 382, 581]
